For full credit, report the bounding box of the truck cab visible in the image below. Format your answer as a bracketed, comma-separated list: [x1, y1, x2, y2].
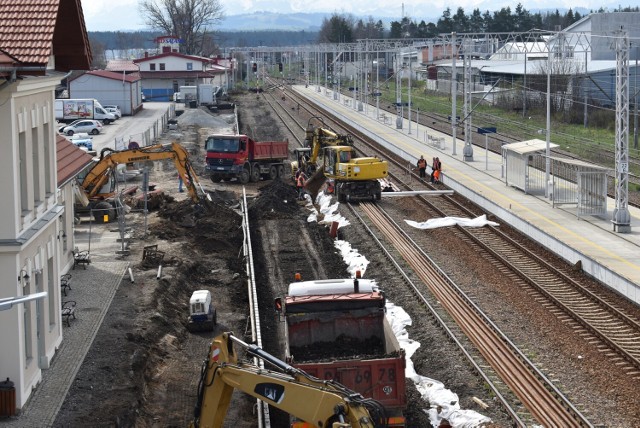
[205, 134, 288, 184]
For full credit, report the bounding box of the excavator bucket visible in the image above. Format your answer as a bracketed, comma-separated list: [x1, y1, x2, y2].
[304, 166, 326, 201]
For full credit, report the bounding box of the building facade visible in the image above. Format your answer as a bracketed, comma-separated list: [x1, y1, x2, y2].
[134, 51, 227, 101]
[69, 70, 143, 116]
[0, 0, 92, 409]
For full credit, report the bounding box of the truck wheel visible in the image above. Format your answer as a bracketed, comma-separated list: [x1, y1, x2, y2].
[250, 164, 260, 182]
[93, 201, 115, 223]
[277, 165, 285, 178]
[268, 166, 278, 180]
[239, 169, 250, 184]
[103, 119, 111, 125]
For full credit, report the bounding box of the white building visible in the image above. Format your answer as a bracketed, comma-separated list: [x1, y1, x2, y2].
[0, 0, 93, 410]
[134, 51, 228, 101]
[69, 70, 144, 116]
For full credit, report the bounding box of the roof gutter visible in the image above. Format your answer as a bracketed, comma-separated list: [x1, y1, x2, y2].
[0, 67, 71, 90]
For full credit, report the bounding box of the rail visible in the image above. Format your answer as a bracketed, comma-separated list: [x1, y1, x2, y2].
[241, 187, 270, 428]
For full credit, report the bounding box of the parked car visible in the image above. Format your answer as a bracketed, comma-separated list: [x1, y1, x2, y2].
[68, 133, 93, 151]
[103, 105, 121, 118]
[58, 119, 102, 136]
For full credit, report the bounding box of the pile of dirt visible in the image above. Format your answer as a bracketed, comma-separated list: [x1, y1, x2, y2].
[176, 107, 236, 131]
[291, 334, 385, 362]
[249, 179, 300, 219]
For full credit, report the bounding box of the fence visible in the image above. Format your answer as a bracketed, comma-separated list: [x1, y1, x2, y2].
[551, 157, 608, 218]
[114, 104, 176, 151]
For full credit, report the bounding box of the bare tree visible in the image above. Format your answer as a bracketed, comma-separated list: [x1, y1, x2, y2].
[139, 0, 224, 55]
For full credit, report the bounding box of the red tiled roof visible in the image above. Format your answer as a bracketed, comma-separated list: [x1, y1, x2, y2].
[139, 70, 223, 79]
[0, 0, 91, 70]
[71, 70, 141, 83]
[133, 52, 212, 64]
[56, 134, 93, 186]
[106, 59, 140, 72]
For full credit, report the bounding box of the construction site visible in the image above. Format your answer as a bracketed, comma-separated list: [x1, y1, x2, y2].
[11, 87, 638, 428]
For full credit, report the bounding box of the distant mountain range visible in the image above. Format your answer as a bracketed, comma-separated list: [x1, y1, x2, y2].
[217, 8, 594, 32]
[217, 11, 399, 32]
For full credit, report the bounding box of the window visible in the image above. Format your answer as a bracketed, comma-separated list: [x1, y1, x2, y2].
[186, 62, 193, 70]
[159, 63, 166, 71]
[205, 137, 240, 153]
[150, 63, 156, 71]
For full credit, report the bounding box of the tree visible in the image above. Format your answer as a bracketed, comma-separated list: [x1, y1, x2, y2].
[317, 13, 354, 43]
[436, 8, 453, 33]
[469, 9, 485, 33]
[139, 0, 224, 55]
[452, 7, 469, 32]
[89, 37, 106, 69]
[389, 21, 403, 39]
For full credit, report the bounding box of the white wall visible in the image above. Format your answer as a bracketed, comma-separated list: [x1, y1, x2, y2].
[0, 75, 66, 409]
[69, 74, 141, 116]
[137, 55, 207, 72]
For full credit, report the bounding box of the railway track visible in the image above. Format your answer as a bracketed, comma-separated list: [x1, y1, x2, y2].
[351, 201, 592, 427]
[300, 84, 640, 373]
[255, 81, 640, 425]
[264, 76, 640, 204]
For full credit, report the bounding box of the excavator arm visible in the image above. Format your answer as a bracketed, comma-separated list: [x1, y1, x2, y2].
[81, 142, 209, 203]
[190, 332, 385, 428]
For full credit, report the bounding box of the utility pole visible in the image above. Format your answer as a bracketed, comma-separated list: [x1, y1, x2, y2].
[396, 51, 403, 129]
[463, 39, 473, 161]
[613, 28, 632, 232]
[451, 32, 458, 156]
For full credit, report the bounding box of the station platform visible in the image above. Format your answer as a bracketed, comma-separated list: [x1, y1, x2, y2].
[293, 84, 640, 306]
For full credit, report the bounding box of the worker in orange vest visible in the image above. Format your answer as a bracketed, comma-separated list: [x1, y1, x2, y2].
[296, 170, 307, 200]
[417, 155, 427, 179]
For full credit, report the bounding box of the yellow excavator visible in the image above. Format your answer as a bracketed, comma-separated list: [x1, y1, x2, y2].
[77, 142, 210, 223]
[189, 332, 388, 428]
[293, 118, 389, 202]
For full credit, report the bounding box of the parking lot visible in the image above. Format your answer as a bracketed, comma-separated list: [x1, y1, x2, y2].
[59, 102, 174, 154]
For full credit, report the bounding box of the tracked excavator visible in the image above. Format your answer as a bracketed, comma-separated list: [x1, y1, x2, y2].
[76, 142, 210, 223]
[292, 118, 389, 202]
[189, 332, 388, 428]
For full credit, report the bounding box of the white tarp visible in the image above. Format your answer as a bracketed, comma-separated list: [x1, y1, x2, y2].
[305, 192, 492, 427]
[405, 214, 499, 229]
[386, 302, 492, 427]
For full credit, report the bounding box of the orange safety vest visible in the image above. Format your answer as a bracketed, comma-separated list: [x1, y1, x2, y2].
[418, 158, 427, 168]
[297, 173, 306, 187]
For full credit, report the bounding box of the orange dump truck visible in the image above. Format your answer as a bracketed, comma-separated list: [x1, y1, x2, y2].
[204, 134, 289, 184]
[276, 277, 407, 427]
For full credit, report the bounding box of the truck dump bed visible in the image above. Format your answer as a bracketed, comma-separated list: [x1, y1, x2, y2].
[283, 281, 406, 411]
[251, 140, 289, 160]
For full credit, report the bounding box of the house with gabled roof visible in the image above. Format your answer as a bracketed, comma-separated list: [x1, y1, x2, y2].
[69, 69, 143, 116]
[134, 50, 227, 101]
[0, 0, 93, 410]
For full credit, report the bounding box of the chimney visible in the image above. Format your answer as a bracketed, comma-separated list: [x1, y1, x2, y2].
[144, 51, 148, 58]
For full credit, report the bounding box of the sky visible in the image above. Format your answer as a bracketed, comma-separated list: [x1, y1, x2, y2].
[81, 0, 640, 31]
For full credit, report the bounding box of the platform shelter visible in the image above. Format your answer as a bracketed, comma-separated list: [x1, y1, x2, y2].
[502, 139, 559, 195]
[550, 157, 609, 218]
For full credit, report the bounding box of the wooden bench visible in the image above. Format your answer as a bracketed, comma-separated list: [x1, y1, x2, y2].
[73, 250, 91, 270]
[60, 274, 72, 296]
[61, 301, 77, 326]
